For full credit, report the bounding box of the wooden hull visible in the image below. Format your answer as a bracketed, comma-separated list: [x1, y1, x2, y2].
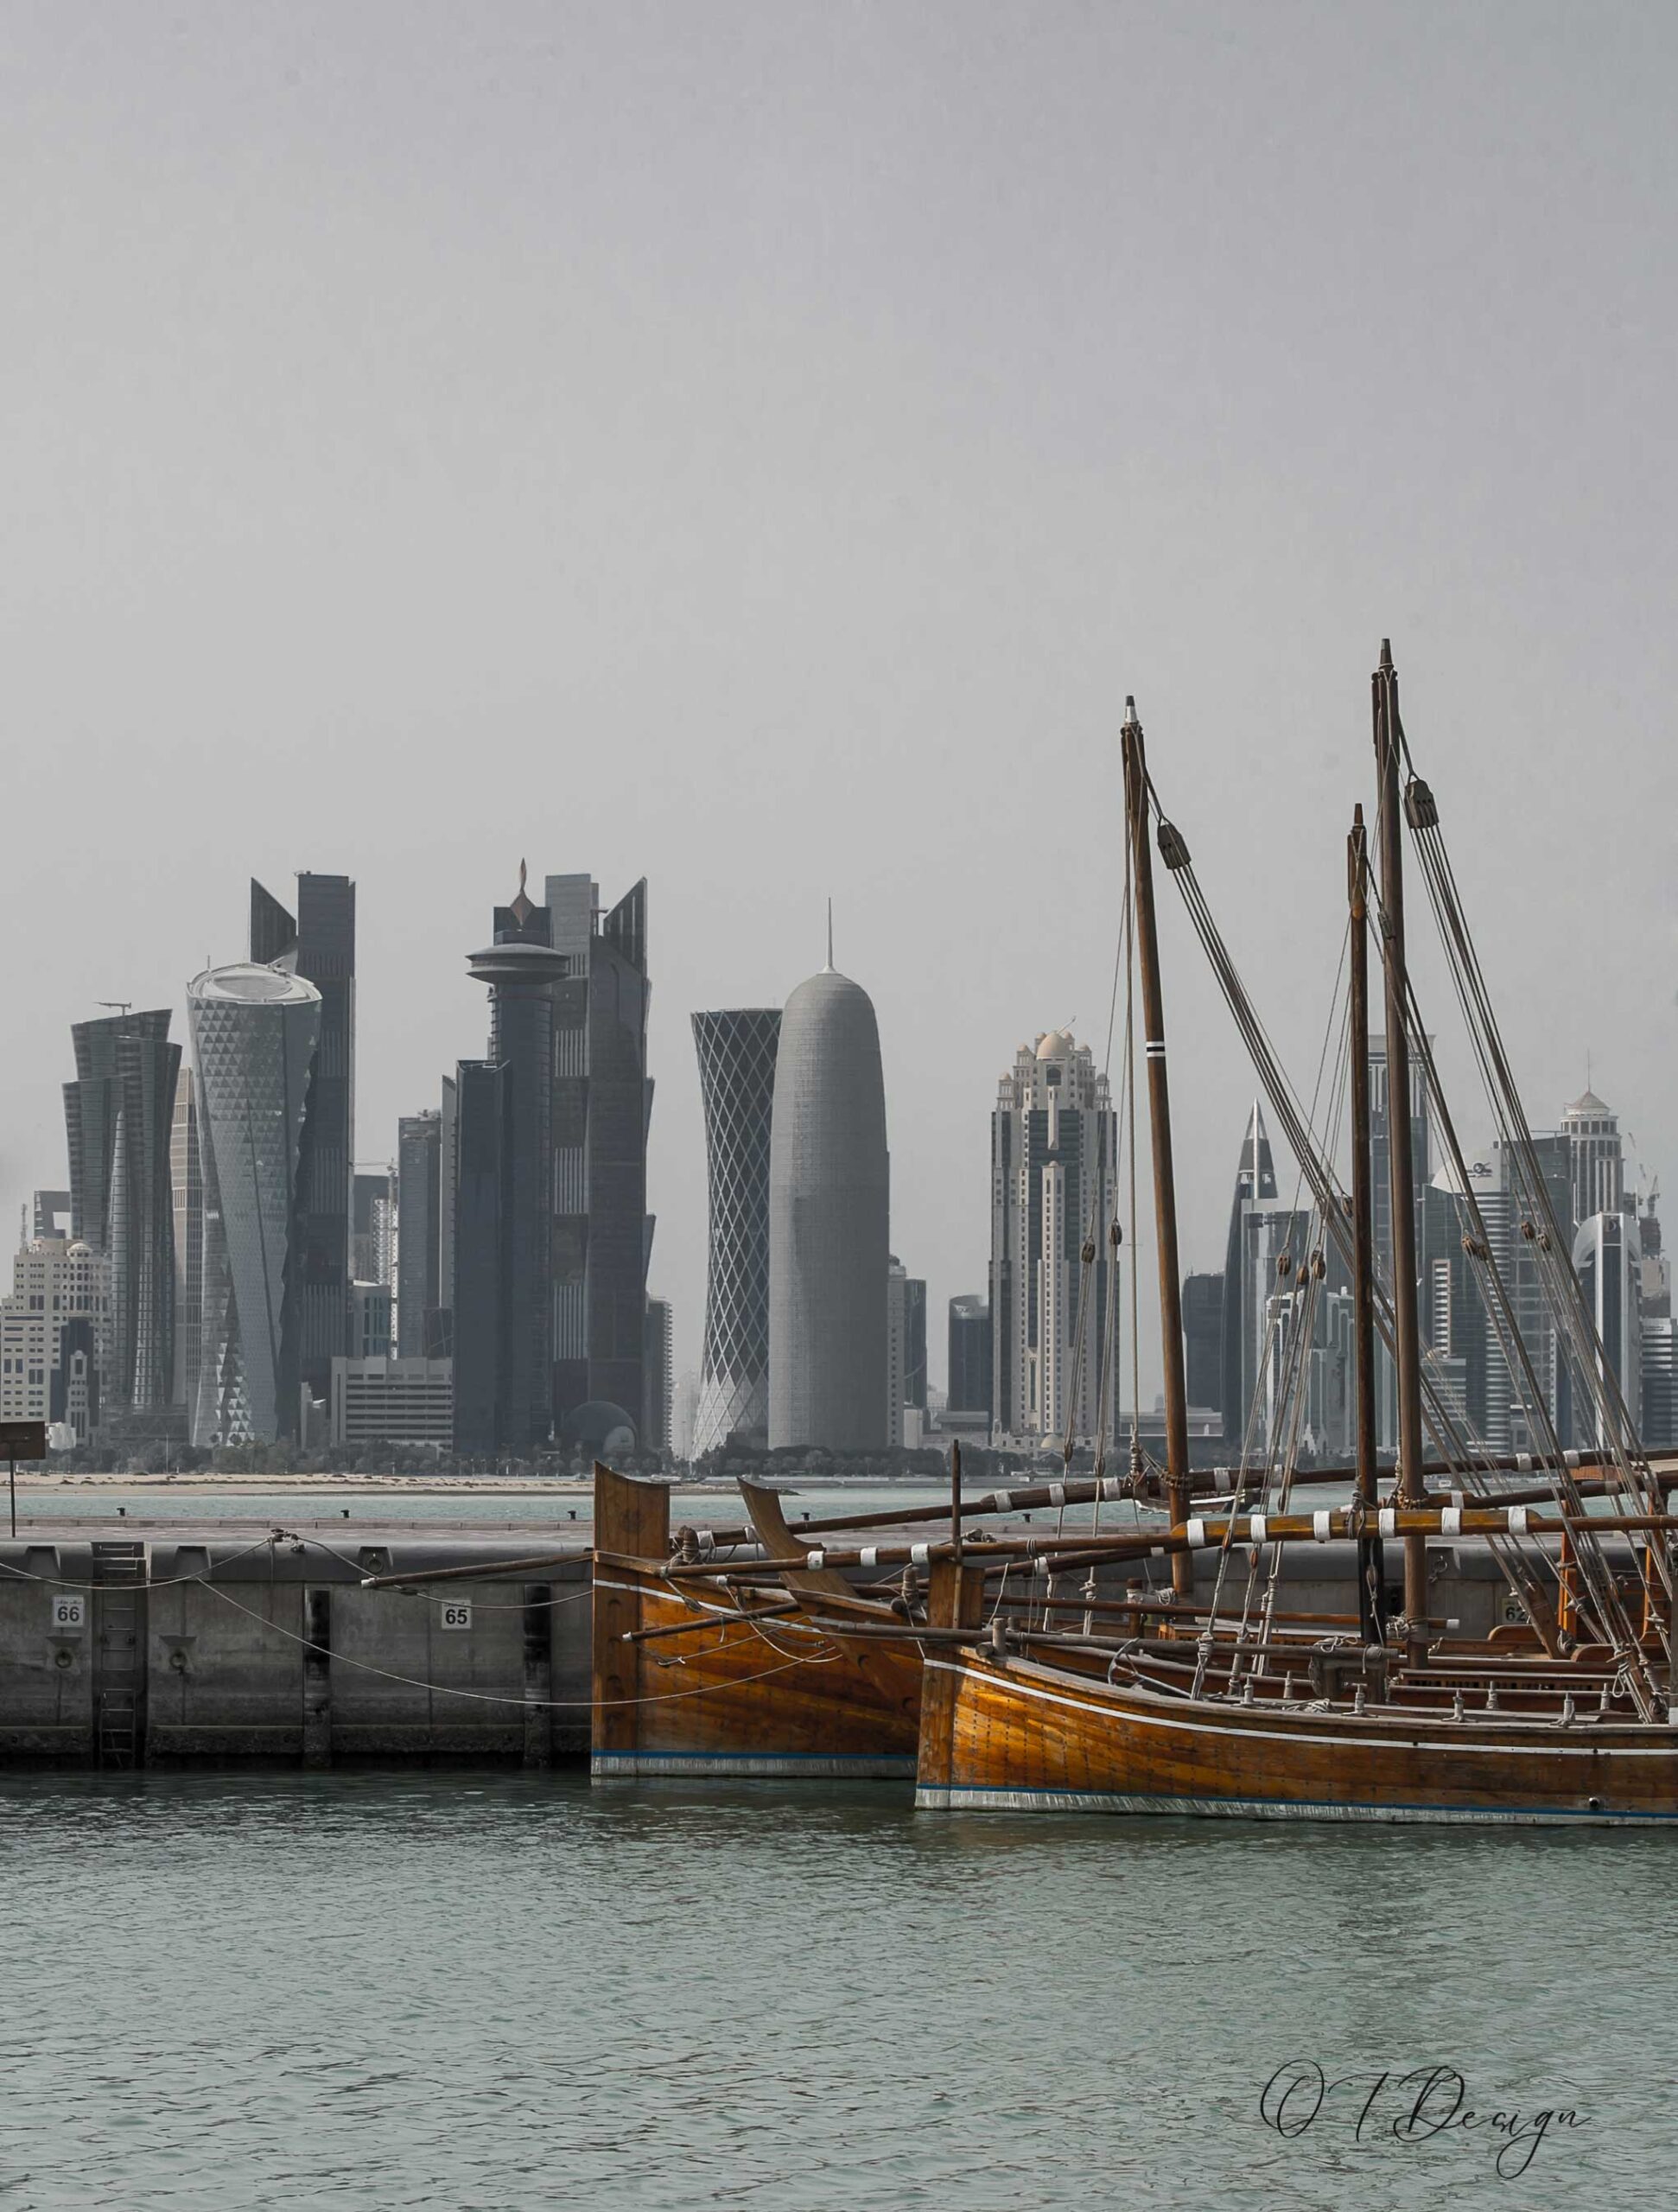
[592, 1560, 920, 1780]
[918, 1648, 1678, 1826]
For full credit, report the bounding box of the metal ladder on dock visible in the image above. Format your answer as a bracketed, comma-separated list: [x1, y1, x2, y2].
[92, 1542, 147, 1770]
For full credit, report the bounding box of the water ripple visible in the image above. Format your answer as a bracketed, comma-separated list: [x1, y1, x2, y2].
[0, 1773, 1666, 2209]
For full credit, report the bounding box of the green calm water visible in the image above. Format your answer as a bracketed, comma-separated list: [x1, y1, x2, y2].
[0, 1774, 1665, 2209]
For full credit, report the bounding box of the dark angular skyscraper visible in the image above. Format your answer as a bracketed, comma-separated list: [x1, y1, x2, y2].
[453, 870, 568, 1455]
[548, 874, 653, 1440]
[251, 874, 356, 1414]
[450, 1060, 508, 1456]
[947, 1294, 992, 1418]
[397, 1109, 442, 1357]
[1181, 1270, 1224, 1424]
[63, 1007, 181, 1412]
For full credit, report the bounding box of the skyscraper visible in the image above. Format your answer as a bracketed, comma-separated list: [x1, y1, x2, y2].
[767, 962, 890, 1450]
[548, 874, 653, 1439]
[887, 1255, 927, 1446]
[1219, 1104, 1277, 1443]
[1419, 1133, 1575, 1454]
[352, 1167, 395, 1286]
[251, 874, 356, 1414]
[1574, 1208, 1642, 1442]
[63, 1007, 181, 1414]
[436, 1071, 457, 1358]
[1181, 1271, 1224, 1421]
[396, 1109, 442, 1357]
[31, 1192, 70, 1239]
[947, 1294, 992, 1420]
[692, 1007, 780, 1456]
[1643, 1318, 1676, 1449]
[989, 1029, 1118, 1451]
[0, 1235, 109, 1439]
[452, 870, 568, 1455]
[1367, 1036, 1432, 1451]
[643, 1297, 673, 1454]
[169, 1071, 201, 1411]
[1563, 1088, 1624, 1224]
[449, 1058, 508, 1458]
[188, 963, 322, 1446]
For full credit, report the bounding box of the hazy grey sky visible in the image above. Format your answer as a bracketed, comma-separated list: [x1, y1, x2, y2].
[3, 3, 1675, 1397]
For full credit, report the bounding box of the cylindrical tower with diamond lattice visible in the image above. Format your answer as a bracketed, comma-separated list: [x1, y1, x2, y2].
[691, 1008, 781, 1457]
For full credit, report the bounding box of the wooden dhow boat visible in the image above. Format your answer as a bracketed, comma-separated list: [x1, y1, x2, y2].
[738, 645, 1678, 1825]
[587, 1456, 1161, 1777]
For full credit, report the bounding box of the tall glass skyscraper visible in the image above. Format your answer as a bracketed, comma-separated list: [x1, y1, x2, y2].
[397, 1109, 442, 1357]
[947, 1294, 992, 1420]
[1218, 1103, 1277, 1444]
[63, 1007, 181, 1414]
[169, 1071, 202, 1411]
[188, 963, 322, 1446]
[988, 1030, 1117, 1451]
[251, 874, 356, 1415]
[548, 874, 653, 1439]
[691, 1007, 779, 1457]
[453, 872, 568, 1455]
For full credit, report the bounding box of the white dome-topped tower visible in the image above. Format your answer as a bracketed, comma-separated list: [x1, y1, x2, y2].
[766, 959, 890, 1451]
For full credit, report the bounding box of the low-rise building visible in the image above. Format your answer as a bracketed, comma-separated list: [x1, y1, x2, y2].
[329, 1357, 454, 1448]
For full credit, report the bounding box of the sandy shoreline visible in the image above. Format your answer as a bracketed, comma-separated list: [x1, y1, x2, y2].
[14, 1472, 600, 1497]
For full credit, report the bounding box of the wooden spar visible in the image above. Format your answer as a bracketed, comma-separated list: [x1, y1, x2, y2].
[620, 1598, 801, 1643]
[663, 1504, 1678, 1578]
[1373, 640, 1428, 1646]
[950, 1439, 963, 1563]
[1348, 802, 1386, 1644]
[667, 1471, 1135, 1554]
[1122, 696, 1192, 1596]
[1179, 1452, 1678, 1500]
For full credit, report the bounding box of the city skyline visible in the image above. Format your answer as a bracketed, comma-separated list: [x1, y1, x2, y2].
[11, 903, 1678, 1419]
[5, 11, 1678, 1408]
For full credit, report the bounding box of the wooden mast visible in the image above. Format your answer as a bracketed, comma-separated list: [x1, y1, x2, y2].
[1122, 697, 1193, 1599]
[1372, 641, 1428, 1649]
[1347, 803, 1386, 1645]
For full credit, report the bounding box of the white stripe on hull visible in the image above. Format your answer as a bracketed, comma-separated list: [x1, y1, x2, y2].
[915, 1784, 1678, 1826]
[594, 1752, 914, 1779]
[928, 1656, 1678, 1761]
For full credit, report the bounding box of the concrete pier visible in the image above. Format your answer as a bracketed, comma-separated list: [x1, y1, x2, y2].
[0, 1517, 1530, 1769]
[0, 1528, 591, 1768]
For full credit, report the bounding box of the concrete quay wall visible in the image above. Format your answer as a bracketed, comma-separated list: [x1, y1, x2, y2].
[0, 1534, 592, 1768]
[0, 1527, 1525, 1770]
